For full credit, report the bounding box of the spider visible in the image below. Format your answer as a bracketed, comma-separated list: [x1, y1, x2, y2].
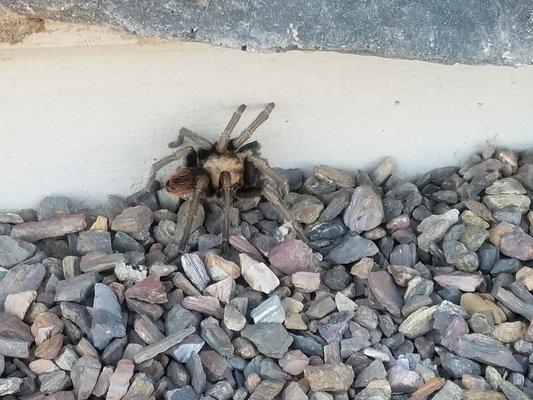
[144, 103, 308, 256]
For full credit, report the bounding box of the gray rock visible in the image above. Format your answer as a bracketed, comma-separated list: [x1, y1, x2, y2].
[304, 362, 354, 392]
[133, 326, 196, 364]
[181, 253, 210, 291]
[0, 262, 46, 310]
[241, 323, 293, 359]
[111, 205, 154, 241]
[344, 185, 384, 233]
[71, 356, 101, 400]
[80, 251, 127, 273]
[0, 377, 23, 396]
[186, 353, 206, 394]
[200, 318, 233, 356]
[89, 283, 126, 349]
[250, 295, 285, 324]
[0, 236, 36, 268]
[76, 230, 112, 254]
[39, 370, 71, 394]
[54, 272, 98, 303]
[368, 271, 403, 317]
[327, 235, 379, 264]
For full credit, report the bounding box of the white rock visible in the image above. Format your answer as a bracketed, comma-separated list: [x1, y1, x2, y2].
[239, 254, 279, 294]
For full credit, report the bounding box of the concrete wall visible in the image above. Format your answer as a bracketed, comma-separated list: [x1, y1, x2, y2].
[1, 22, 533, 210]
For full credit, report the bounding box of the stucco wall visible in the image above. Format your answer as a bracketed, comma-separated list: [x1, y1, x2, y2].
[1, 22, 532, 210]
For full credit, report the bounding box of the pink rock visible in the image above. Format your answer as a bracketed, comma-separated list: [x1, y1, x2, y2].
[125, 276, 167, 304]
[106, 359, 134, 400]
[279, 350, 309, 375]
[291, 272, 320, 293]
[10, 214, 86, 242]
[268, 239, 314, 275]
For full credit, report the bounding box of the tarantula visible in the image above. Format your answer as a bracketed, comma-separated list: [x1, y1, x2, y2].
[145, 103, 307, 256]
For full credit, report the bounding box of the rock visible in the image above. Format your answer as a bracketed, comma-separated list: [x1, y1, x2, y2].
[343, 185, 384, 233]
[292, 271, 320, 293]
[200, 318, 233, 356]
[317, 311, 354, 343]
[279, 350, 309, 375]
[491, 321, 526, 342]
[223, 304, 246, 331]
[39, 370, 71, 394]
[453, 333, 523, 372]
[182, 295, 223, 318]
[76, 230, 112, 254]
[460, 293, 507, 324]
[327, 235, 379, 264]
[0, 377, 23, 396]
[410, 377, 446, 400]
[251, 296, 285, 324]
[387, 363, 423, 394]
[4, 290, 36, 319]
[399, 305, 437, 339]
[335, 292, 357, 312]
[89, 283, 126, 349]
[491, 222, 533, 261]
[54, 272, 98, 303]
[268, 239, 314, 275]
[111, 206, 153, 241]
[304, 362, 354, 392]
[0, 236, 36, 267]
[289, 193, 324, 224]
[240, 253, 279, 294]
[351, 257, 374, 279]
[353, 360, 387, 388]
[107, 359, 134, 400]
[71, 356, 101, 400]
[10, 214, 86, 242]
[31, 312, 63, 344]
[417, 209, 459, 252]
[125, 276, 167, 304]
[434, 273, 483, 292]
[282, 381, 307, 400]
[368, 271, 403, 317]
[35, 334, 63, 359]
[204, 252, 240, 282]
[134, 326, 196, 363]
[181, 253, 210, 291]
[241, 323, 293, 358]
[80, 251, 127, 273]
[443, 239, 479, 272]
[493, 286, 533, 321]
[249, 380, 284, 400]
[499, 381, 529, 400]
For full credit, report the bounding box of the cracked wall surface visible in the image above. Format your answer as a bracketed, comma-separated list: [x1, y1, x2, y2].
[1, 0, 532, 65]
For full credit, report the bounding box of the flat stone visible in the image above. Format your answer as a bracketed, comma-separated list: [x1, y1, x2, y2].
[516, 266, 533, 290]
[0, 377, 23, 396]
[71, 356, 100, 400]
[268, 239, 314, 274]
[368, 271, 403, 317]
[434, 273, 483, 292]
[399, 305, 437, 339]
[417, 209, 459, 252]
[491, 222, 533, 261]
[123, 372, 155, 399]
[182, 295, 223, 318]
[493, 286, 533, 321]
[31, 312, 63, 344]
[453, 333, 523, 372]
[181, 253, 210, 291]
[460, 293, 507, 324]
[107, 359, 134, 400]
[353, 360, 387, 388]
[134, 326, 196, 363]
[10, 214, 86, 242]
[125, 275, 167, 304]
[111, 206, 153, 241]
[327, 235, 379, 264]
[317, 311, 354, 343]
[204, 252, 241, 282]
[0, 236, 36, 267]
[387, 363, 423, 394]
[343, 185, 384, 233]
[292, 271, 320, 293]
[491, 321, 526, 342]
[335, 292, 357, 312]
[76, 230, 112, 254]
[351, 257, 374, 279]
[241, 323, 293, 359]
[278, 350, 309, 375]
[483, 194, 531, 213]
[54, 272, 98, 303]
[223, 304, 246, 331]
[240, 253, 279, 294]
[204, 276, 236, 304]
[281, 381, 307, 400]
[0, 262, 45, 311]
[200, 318, 233, 356]
[35, 334, 63, 359]
[251, 295, 285, 324]
[249, 380, 284, 400]
[39, 370, 71, 395]
[89, 283, 126, 349]
[4, 290, 36, 319]
[289, 193, 324, 224]
[80, 251, 127, 273]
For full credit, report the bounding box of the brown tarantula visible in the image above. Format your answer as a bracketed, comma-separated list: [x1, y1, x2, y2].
[145, 103, 307, 256]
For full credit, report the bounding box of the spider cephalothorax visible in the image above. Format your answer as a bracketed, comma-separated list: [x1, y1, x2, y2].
[145, 103, 307, 256]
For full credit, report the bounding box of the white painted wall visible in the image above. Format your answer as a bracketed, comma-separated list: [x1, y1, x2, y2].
[1, 22, 533, 210]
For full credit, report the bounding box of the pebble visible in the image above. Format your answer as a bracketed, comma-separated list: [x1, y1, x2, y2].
[204, 252, 241, 281]
[0, 236, 36, 267]
[90, 283, 126, 349]
[368, 271, 403, 317]
[110, 205, 153, 241]
[399, 305, 437, 339]
[241, 323, 293, 359]
[327, 235, 379, 264]
[343, 185, 384, 233]
[181, 253, 211, 291]
[10, 214, 86, 242]
[304, 362, 354, 392]
[240, 254, 280, 294]
[107, 359, 134, 399]
[4, 290, 36, 319]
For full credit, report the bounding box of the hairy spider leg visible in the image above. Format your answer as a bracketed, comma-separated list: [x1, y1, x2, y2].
[262, 185, 308, 243]
[246, 152, 290, 199]
[219, 171, 233, 254]
[232, 103, 275, 149]
[216, 104, 247, 153]
[179, 127, 213, 150]
[178, 174, 210, 252]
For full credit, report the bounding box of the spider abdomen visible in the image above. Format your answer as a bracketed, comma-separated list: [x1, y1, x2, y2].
[203, 152, 243, 190]
[165, 167, 209, 198]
